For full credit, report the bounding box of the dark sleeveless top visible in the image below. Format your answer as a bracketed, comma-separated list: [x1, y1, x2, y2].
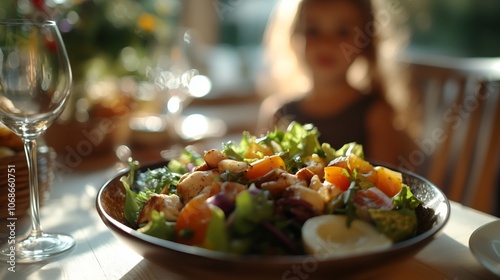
[274, 94, 376, 152]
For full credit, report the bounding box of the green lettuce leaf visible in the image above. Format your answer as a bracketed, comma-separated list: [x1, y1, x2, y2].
[121, 158, 140, 228]
[392, 184, 422, 210]
[203, 205, 228, 251]
[231, 190, 274, 235]
[137, 210, 175, 240]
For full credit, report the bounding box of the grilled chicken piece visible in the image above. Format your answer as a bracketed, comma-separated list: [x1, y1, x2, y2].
[177, 169, 220, 203]
[137, 194, 183, 225]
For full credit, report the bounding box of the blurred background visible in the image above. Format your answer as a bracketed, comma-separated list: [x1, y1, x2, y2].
[0, 0, 499, 163]
[404, 0, 500, 57]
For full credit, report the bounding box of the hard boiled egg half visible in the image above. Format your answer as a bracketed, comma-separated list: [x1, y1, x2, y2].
[302, 215, 392, 257]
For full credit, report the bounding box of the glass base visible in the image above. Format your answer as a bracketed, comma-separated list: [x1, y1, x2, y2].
[0, 232, 75, 263]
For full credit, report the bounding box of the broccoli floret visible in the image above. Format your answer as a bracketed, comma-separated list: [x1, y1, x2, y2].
[369, 208, 418, 242]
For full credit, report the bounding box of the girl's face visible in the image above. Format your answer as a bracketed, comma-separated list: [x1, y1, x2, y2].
[298, 0, 366, 83]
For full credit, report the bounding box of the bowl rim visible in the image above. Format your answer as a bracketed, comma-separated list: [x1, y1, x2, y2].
[96, 161, 451, 264]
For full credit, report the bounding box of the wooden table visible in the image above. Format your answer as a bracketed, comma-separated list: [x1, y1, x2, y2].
[0, 156, 498, 280]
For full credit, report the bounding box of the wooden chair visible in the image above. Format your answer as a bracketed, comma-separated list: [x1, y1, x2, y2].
[401, 54, 500, 215]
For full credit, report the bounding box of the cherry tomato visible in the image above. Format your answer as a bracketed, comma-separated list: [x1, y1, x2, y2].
[324, 166, 351, 191]
[245, 155, 286, 180]
[374, 166, 402, 198]
[175, 195, 211, 245]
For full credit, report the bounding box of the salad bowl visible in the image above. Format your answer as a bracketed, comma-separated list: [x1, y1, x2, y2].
[96, 161, 450, 280]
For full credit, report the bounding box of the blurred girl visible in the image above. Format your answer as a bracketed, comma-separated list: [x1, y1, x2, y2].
[257, 0, 409, 165]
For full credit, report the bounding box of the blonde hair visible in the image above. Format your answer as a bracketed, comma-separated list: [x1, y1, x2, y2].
[256, 0, 308, 103]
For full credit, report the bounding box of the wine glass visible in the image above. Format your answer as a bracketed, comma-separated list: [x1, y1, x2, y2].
[0, 19, 75, 263]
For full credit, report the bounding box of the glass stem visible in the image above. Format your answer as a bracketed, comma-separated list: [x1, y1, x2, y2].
[23, 138, 42, 238]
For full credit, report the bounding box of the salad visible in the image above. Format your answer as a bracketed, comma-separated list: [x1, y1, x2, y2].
[120, 122, 436, 256]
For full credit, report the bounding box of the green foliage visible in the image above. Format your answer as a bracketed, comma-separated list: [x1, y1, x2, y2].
[3, 1, 181, 81]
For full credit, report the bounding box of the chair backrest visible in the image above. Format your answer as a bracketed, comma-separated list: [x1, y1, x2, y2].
[401, 54, 500, 215]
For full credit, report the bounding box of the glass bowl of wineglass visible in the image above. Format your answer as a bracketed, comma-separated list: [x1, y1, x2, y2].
[0, 19, 75, 263]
